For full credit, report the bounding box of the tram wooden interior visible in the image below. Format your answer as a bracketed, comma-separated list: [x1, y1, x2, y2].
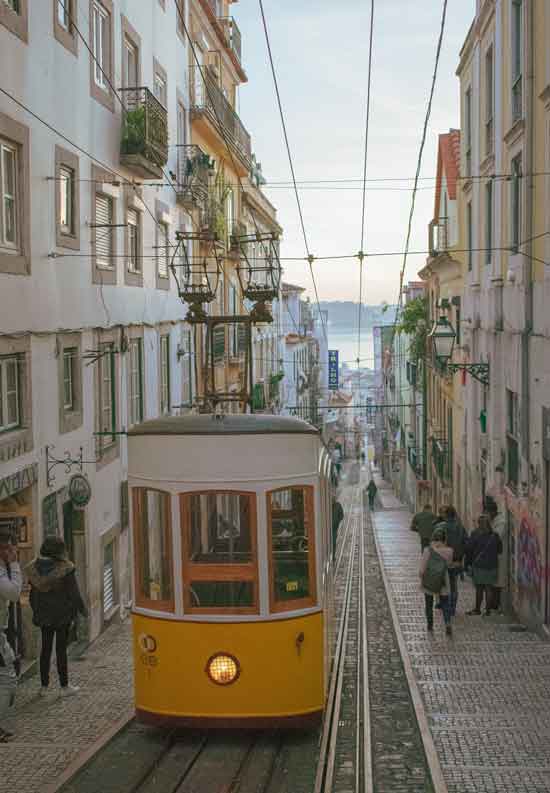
[128, 413, 335, 728]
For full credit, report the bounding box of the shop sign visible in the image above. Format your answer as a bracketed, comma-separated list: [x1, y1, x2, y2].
[68, 475, 92, 508]
[0, 464, 38, 502]
[328, 350, 339, 390]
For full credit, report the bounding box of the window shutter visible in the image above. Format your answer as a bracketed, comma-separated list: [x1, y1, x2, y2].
[212, 325, 225, 362]
[238, 324, 247, 354]
[95, 195, 113, 266]
[120, 480, 129, 528]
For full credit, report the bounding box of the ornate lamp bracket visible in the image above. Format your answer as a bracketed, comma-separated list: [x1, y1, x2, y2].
[447, 362, 490, 387]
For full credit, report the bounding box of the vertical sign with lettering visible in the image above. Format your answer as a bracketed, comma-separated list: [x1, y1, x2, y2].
[328, 350, 339, 391]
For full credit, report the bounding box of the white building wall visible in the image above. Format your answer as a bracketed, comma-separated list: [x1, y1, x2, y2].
[0, 0, 194, 646]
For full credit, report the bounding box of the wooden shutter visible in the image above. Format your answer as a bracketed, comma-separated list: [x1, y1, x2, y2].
[95, 194, 113, 267]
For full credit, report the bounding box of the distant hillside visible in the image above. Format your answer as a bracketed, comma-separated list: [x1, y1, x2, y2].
[319, 301, 397, 328]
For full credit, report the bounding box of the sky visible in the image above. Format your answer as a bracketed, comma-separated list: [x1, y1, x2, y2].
[232, 0, 475, 304]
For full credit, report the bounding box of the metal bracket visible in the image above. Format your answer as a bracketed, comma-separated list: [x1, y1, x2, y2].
[45, 445, 98, 489]
[447, 362, 490, 387]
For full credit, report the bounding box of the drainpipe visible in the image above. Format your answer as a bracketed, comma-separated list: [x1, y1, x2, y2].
[521, 0, 534, 468]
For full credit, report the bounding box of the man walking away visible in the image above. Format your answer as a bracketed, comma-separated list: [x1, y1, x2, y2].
[465, 514, 502, 616]
[440, 506, 467, 617]
[0, 525, 22, 742]
[411, 503, 438, 551]
[366, 479, 378, 510]
[419, 526, 454, 636]
[485, 498, 507, 612]
[332, 499, 344, 557]
[29, 537, 87, 697]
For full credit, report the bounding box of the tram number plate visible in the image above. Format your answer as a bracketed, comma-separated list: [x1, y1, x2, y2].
[286, 581, 299, 592]
[140, 653, 159, 668]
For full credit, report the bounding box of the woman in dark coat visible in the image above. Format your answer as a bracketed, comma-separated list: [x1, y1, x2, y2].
[465, 514, 502, 616]
[28, 537, 87, 696]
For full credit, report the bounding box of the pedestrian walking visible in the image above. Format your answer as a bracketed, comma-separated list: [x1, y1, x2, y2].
[366, 479, 378, 510]
[0, 524, 22, 742]
[410, 503, 438, 551]
[332, 498, 344, 557]
[28, 537, 87, 697]
[419, 527, 454, 636]
[436, 506, 467, 617]
[485, 497, 507, 612]
[465, 514, 502, 616]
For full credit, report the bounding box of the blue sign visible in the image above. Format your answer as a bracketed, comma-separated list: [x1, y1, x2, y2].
[328, 350, 339, 390]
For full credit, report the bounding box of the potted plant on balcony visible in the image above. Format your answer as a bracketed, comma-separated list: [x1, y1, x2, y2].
[121, 105, 147, 157]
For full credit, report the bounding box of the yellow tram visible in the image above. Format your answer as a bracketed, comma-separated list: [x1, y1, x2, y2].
[128, 414, 334, 727]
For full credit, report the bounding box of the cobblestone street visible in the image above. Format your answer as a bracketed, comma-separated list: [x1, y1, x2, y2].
[0, 621, 133, 793]
[372, 475, 550, 793]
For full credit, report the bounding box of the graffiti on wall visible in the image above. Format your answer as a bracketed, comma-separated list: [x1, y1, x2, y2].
[517, 516, 543, 604]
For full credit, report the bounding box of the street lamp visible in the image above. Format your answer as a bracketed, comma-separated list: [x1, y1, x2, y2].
[428, 316, 456, 366]
[428, 314, 490, 387]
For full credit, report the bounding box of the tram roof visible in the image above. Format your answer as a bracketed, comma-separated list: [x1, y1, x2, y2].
[128, 414, 320, 437]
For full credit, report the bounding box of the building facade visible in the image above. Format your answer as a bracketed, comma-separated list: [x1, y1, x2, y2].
[457, 0, 550, 627]
[420, 131, 466, 521]
[0, 0, 283, 655]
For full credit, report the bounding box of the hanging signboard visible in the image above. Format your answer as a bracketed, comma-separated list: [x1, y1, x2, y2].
[68, 474, 92, 509]
[328, 350, 339, 391]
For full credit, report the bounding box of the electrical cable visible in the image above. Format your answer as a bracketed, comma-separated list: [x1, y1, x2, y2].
[391, 0, 449, 344]
[258, 0, 328, 346]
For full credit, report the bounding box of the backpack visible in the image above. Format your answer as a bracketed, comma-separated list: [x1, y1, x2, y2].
[445, 520, 466, 563]
[421, 548, 448, 593]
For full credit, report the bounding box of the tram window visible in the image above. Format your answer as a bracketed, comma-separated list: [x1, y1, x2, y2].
[268, 486, 316, 610]
[188, 493, 252, 564]
[181, 491, 258, 614]
[133, 489, 174, 611]
[188, 581, 254, 608]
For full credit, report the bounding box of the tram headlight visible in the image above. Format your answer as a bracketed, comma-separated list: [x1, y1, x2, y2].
[206, 652, 240, 686]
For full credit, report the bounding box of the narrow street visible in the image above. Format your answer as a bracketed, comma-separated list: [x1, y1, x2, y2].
[0, 467, 549, 791]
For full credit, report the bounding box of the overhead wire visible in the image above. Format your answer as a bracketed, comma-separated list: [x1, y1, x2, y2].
[391, 0, 449, 344]
[258, 0, 328, 346]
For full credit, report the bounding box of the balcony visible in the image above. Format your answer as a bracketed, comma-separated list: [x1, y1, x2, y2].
[429, 217, 449, 257]
[119, 87, 168, 179]
[190, 66, 251, 173]
[219, 17, 242, 64]
[177, 145, 212, 211]
[485, 117, 494, 158]
[512, 75, 523, 122]
[199, 195, 226, 244]
[431, 436, 449, 481]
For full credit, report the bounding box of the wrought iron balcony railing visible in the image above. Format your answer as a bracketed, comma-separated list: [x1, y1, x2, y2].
[429, 217, 449, 257]
[190, 66, 251, 168]
[512, 75, 523, 122]
[485, 117, 494, 158]
[119, 87, 168, 179]
[177, 145, 212, 210]
[219, 17, 242, 63]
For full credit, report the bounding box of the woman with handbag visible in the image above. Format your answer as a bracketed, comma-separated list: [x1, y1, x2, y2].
[465, 514, 502, 616]
[419, 526, 454, 636]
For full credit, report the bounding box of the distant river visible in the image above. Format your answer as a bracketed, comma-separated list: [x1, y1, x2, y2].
[327, 327, 374, 370]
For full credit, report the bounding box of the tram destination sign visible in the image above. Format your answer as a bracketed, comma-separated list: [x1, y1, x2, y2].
[328, 350, 339, 391]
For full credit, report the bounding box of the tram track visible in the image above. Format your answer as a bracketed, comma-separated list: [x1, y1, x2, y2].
[314, 474, 373, 793]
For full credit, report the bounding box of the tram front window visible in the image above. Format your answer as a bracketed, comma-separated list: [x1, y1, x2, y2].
[133, 489, 174, 611]
[181, 492, 258, 613]
[188, 494, 252, 564]
[268, 486, 315, 609]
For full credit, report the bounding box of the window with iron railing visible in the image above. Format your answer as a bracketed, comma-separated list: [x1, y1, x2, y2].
[485, 46, 494, 156]
[511, 0, 523, 122]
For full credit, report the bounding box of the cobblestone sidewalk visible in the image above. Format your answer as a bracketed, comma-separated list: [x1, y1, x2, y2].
[0, 620, 133, 793]
[372, 479, 550, 793]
